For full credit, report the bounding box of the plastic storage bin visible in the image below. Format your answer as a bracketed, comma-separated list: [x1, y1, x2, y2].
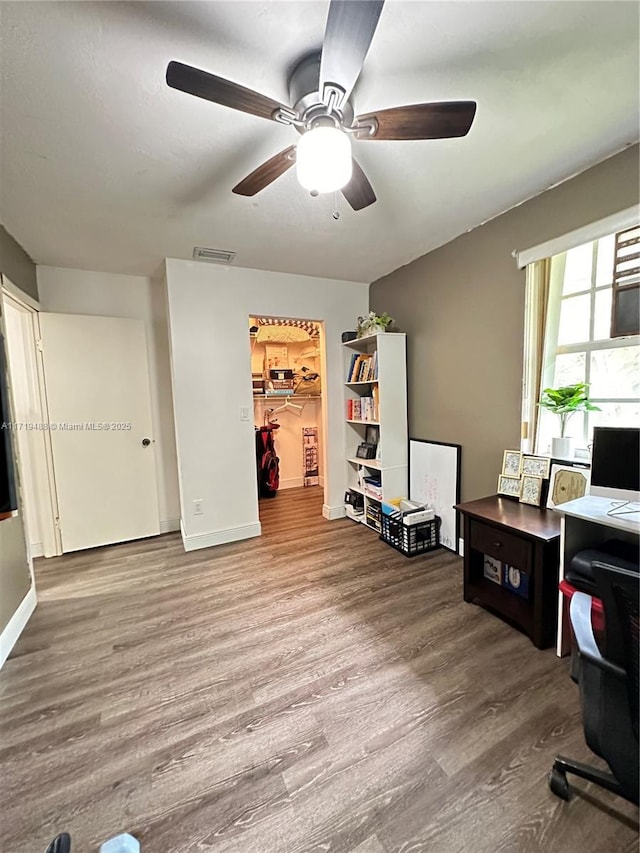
[380, 512, 440, 557]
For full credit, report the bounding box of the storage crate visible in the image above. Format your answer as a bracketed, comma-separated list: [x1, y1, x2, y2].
[380, 511, 441, 557]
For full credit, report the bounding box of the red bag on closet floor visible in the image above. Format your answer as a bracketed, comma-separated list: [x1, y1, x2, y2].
[256, 426, 280, 498]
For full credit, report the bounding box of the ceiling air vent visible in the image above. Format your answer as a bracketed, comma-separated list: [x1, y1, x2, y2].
[192, 246, 236, 264]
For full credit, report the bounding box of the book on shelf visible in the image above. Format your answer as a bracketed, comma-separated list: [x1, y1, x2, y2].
[346, 352, 378, 383]
[347, 352, 358, 382]
[346, 396, 379, 421]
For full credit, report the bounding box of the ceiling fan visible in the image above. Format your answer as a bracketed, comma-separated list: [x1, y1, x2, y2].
[166, 0, 476, 211]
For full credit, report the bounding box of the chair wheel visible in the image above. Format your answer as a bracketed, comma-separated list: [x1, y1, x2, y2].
[549, 767, 571, 800]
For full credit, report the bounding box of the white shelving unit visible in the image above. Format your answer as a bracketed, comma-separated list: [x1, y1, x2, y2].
[343, 332, 407, 532]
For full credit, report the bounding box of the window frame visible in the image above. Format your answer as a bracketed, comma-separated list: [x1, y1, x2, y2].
[536, 233, 640, 453]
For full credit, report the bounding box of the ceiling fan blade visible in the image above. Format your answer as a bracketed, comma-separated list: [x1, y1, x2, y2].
[232, 146, 296, 196]
[166, 61, 294, 122]
[320, 0, 385, 107]
[356, 101, 477, 141]
[341, 159, 376, 211]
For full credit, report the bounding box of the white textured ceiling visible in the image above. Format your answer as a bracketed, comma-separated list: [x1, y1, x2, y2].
[1, 1, 638, 283]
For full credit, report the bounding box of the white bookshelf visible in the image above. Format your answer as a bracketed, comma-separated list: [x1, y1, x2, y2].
[343, 333, 408, 532]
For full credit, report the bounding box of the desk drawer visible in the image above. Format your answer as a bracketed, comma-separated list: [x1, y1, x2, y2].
[469, 519, 532, 571]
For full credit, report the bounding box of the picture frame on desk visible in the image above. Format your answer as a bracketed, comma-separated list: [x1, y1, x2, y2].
[521, 454, 551, 478]
[497, 474, 521, 498]
[502, 450, 522, 478]
[546, 464, 590, 509]
[520, 474, 544, 506]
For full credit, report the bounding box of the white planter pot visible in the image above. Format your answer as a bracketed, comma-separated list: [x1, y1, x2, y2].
[358, 322, 387, 338]
[552, 436, 573, 458]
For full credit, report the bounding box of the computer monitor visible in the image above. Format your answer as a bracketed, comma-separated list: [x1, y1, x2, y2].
[590, 426, 640, 502]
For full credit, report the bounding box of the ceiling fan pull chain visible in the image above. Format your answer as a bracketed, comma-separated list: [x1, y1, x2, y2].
[332, 190, 340, 221]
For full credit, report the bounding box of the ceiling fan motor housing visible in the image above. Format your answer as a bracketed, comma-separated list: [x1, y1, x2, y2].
[288, 52, 354, 133]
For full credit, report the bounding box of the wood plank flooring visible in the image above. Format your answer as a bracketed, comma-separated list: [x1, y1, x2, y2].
[1, 486, 637, 852]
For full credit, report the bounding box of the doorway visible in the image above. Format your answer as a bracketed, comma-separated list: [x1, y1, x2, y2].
[2, 289, 59, 557]
[249, 315, 326, 532]
[2, 296, 162, 555]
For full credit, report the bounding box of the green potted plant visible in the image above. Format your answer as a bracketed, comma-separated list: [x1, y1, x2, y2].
[538, 382, 600, 458]
[356, 311, 393, 338]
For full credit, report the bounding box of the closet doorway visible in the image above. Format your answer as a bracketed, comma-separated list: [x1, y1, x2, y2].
[250, 316, 325, 532]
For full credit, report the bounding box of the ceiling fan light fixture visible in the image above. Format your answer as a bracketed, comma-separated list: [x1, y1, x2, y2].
[296, 126, 352, 193]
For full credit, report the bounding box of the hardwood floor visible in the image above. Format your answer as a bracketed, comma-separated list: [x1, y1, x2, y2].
[1, 486, 637, 852]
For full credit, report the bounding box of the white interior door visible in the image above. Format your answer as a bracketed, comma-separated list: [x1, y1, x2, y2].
[3, 296, 58, 557]
[39, 313, 160, 552]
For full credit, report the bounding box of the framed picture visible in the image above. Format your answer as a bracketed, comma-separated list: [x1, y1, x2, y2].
[521, 454, 551, 478]
[520, 474, 544, 506]
[356, 442, 376, 459]
[497, 474, 521, 498]
[546, 464, 591, 509]
[502, 450, 522, 478]
[365, 424, 379, 447]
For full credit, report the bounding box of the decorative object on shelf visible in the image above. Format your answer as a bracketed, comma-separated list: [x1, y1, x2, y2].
[356, 311, 393, 338]
[341, 331, 357, 343]
[501, 450, 522, 477]
[546, 464, 591, 509]
[537, 383, 600, 458]
[520, 474, 544, 506]
[521, 454, 551, 478]
[497, 474, 521, 498]
[365, 424, 379, 448]
[356, 442, 377, 459]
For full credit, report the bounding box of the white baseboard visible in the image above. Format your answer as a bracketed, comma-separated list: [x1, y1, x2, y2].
[280, 477, 304, 490]
[0, 584, 37, 670]
[160, 517, 181, 534]
[280, 478, 324, 490]
[323, 504, 346, 520]
[182, 521, 262, 551]
[458, 537, 464, 557]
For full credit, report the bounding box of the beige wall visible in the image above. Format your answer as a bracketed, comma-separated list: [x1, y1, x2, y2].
[370, 145, 640, 502]
[0, 227, 34, 634]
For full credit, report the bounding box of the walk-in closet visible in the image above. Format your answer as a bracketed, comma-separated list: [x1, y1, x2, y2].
[250, 316, 325, 529]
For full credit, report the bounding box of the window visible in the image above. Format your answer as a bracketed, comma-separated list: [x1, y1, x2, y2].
[535, 228, 640, 454]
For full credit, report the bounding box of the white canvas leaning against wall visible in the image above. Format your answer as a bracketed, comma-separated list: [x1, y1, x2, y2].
[409, 439, 461, 552]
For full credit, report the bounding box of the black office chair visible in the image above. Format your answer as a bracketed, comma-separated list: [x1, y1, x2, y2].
[45, 835, 71, 853]
[549, 560, 639, 805]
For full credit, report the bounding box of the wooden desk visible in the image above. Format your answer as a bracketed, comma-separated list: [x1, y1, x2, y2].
[455, 495, 561, 649]
[554, 495, 639, 656]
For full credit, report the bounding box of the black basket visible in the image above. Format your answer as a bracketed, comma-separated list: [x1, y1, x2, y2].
[380, 512, 441, 557]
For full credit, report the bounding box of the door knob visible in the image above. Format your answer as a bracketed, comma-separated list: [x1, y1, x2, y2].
[142, 438, 151, 447]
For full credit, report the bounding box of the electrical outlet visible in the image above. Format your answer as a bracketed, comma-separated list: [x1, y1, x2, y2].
[240, 406, 249, 421]
[193, 499, 204, 516]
